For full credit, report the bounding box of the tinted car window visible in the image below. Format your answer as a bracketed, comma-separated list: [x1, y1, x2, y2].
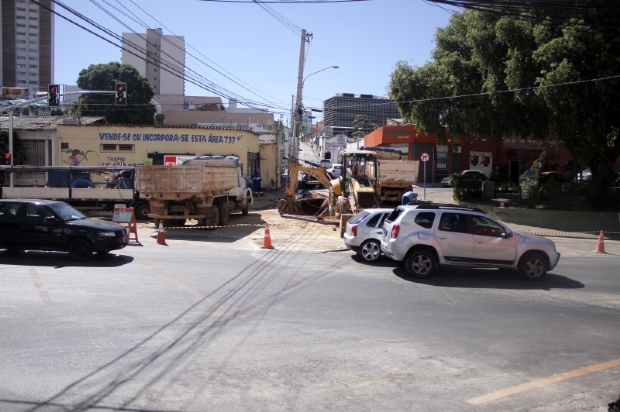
[472, 215, 505, 237]
[414, 212, 436, 229]
[49, 203, 85, 221]
[385, 207, 404, 223]
[438, 213, 470, 234]
[0, 202, 21, 221]
[26, 204, 54, 222]
[350, 211, 371, 225]
[365, 212, 384, 227]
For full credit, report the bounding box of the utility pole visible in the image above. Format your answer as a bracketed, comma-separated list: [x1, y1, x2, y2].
[293, 29, 307, 158]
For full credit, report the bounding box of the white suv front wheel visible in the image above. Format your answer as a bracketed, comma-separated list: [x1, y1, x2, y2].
[405, 250, 436, 278]
[359, 240, 381, 262]
[518, 252, 547, 281]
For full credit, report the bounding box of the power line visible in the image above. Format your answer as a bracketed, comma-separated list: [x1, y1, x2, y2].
[42, 0, 289, 112]
[252, 0, 301, 35]
[122, 0, 290, 107]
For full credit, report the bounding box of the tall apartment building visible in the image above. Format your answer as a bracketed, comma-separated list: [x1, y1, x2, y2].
[323, 93, 400, 129]
[1, 0, 54, 92]
[121, 28, 185, 95]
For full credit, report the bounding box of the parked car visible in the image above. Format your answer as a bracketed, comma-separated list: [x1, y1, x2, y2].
[319, 159, 332, 169]
[539, 171, 566, 185]
[0, 199, 129, 261]
[441, 176, 451, 187]
[326, 164, 342, 178]
[343, 208, 394, 262]
[460, 170, 488, 180]
[380, 204, 560, 280]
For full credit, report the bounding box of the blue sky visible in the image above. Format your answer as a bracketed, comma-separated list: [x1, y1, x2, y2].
[55, 0, 454, 123]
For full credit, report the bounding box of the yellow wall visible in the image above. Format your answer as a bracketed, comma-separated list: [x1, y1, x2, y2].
[56, 125, 260, 176]
[259, 143, 278, 190]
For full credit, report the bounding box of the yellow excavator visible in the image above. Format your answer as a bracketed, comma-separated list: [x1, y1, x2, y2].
[277, 150, 381, 219]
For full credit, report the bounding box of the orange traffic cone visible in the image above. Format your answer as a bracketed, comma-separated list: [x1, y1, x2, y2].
[261, 222, 274, 249]
[157, 220, 167, 246]
[594, 230, 605, 253]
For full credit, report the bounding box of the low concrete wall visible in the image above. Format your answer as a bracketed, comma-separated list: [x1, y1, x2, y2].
[463, 202, 620, 232]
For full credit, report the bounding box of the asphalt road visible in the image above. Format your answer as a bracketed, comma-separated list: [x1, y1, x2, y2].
[1, 231, 619, 411]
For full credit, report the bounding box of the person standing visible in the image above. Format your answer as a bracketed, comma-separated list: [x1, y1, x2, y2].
[253, 168, 264, 196]
[402, 190, 418, 205]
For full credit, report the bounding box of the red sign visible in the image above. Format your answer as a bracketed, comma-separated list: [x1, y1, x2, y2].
[420, 152, 430, 163]
[164, 155, 177, 166]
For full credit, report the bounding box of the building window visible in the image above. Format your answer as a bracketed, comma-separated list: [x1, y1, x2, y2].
[29, 40, 37, 44]
[17, 32, 26, 35]
[29, 64, 37, 68]
[17, 64, 26, 68]
[101, 144, 135, 153]
[29, 25, 37, 29]
[17, 56, 26, 60]
[29, 9, 37, 12]
[29, 33, 37, 37]
[17, 40, 26, 43]
[16, 47, 26, 51]
[16, 16, 26, 20]
[17, 80, 26, 84]
[29, 81, 38, 85]
[29, 73, 37, 76]
[17, 7, 26, 11]
[29, 17, 38, 20]
[29, 57, 37, 60]
[29, 49, 37, 52]
[17, 71, 26, 76]
[17, 23, 26, 27]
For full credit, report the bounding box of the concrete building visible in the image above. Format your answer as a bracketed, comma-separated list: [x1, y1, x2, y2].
[1, 0, 54, 92]
[121, 28, 185, 95]
[323, 93, 399, 129]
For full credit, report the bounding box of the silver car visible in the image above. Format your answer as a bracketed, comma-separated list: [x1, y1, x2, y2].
[380, 205, 560, 280]
[343, 208, 393, 262]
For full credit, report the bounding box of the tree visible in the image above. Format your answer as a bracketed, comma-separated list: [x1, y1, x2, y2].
[352, 114, 378, 138]
[389, 9, 620, 184]
[75, 62, 156, 125]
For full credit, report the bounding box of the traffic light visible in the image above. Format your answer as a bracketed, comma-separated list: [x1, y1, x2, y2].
[115, 83, 127, 106]
[48, 84, 59, 107]
[4, 153, 11, 165]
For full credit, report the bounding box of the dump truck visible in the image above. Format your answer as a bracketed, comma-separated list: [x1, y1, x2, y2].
[361, 146, 419, 203]
[136, 155, 253, 227]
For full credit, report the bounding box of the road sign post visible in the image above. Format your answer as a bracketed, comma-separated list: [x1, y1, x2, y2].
[420, 152, 430, 200]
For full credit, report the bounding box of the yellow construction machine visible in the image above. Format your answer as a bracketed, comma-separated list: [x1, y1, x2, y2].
[277, 150, 381, 219]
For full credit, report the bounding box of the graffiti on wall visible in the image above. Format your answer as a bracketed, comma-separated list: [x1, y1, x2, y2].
[64, 149, 98, 166]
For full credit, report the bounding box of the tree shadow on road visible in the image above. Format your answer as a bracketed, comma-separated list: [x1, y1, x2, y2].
[393, 266, 584, 290]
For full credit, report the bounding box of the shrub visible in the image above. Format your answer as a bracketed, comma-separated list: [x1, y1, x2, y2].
[520, 180, 541, 208]
[452, 173, 484, 202]
[541, 179, 562, 198]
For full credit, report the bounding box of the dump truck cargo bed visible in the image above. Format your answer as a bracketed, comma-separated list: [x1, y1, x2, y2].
[136, 159, 239, 201]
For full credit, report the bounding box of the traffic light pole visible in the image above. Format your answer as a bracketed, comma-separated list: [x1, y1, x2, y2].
[4, 90, 115, 187]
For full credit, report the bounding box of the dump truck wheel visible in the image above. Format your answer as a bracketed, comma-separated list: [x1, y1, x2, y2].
[208, 208, 219, 229]
[218, 202, 229, 225]
[241, 202, 249, 216]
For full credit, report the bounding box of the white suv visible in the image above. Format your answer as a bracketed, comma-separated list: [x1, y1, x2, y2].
[380, 204, 560, 280]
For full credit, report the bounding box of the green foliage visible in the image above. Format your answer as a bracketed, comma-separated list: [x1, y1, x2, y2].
[352, 114, 377, 138]
[50, 107, 64, 116]
[584, 184, 620, 209]
[76, 62, 156, 125]
[451, 173, 484, 201]
[389, 10, 620, 184]
[520, 180, 541, 208]
[541, 179, 563, 198]
[21, 105, 30, 115]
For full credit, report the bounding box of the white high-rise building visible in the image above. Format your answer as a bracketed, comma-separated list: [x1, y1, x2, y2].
[121, 28, 185, 95]
[1, 0, 55, 92]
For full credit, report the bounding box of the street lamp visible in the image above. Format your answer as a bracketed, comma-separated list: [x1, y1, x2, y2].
[294, 65, 338, 157]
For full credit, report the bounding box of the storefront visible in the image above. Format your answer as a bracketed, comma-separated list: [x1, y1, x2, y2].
[55, 124, 263, 178]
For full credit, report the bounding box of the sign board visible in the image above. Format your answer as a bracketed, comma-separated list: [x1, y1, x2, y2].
[163, 155, 196, 166]
[420, 152, 430, 163]
[112, 205, 133, 223]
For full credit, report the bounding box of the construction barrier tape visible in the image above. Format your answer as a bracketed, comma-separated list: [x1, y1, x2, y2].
[525, 230, 620, 235]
